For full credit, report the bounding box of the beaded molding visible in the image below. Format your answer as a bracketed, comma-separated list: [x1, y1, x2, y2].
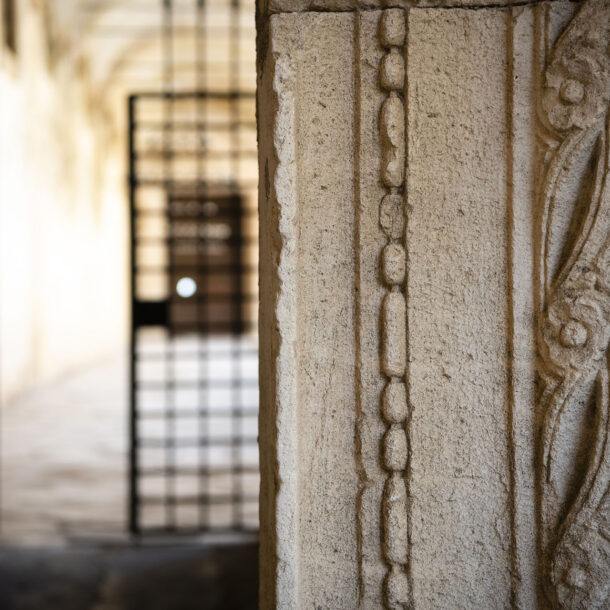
[378, 9, 411, 609]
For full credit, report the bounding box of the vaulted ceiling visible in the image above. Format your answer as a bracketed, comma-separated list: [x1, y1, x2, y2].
[49, 0, 256, 94]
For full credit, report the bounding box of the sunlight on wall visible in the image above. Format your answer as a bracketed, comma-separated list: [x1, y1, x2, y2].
[0, 2, 128, 403]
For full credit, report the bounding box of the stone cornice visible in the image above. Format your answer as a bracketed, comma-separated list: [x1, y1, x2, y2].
[260, 0, 580, 16]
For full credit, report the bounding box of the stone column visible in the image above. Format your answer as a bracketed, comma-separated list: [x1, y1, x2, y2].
[257, 1, 609, 608]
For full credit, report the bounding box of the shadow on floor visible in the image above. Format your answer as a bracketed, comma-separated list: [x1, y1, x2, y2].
[0, 543, 258, 610]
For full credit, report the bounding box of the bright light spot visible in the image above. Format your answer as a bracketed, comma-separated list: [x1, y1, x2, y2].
[176, 277, 197, 298]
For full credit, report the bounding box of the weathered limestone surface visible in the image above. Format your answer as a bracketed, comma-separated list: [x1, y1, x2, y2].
[258, 1, 609, 608]
[405, 9, 514, 608]
[258, 12, 360, 609]
[260, 0, 569, 16]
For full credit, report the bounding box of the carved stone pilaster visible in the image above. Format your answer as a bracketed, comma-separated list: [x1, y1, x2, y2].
[257, 2, 609, 608]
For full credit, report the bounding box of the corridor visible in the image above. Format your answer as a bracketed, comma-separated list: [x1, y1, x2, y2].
[0, 0, 260, 606]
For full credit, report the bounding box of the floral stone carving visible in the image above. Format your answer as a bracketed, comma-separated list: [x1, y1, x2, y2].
[537, 1, 610, 607]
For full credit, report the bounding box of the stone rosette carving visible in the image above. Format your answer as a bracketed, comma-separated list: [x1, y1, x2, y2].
[377, 9, 411, 609]
[537, 1, 610, 607]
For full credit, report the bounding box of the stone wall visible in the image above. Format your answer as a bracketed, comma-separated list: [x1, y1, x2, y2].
[257, 0, 609, 607]
[0, 1, 128, 403]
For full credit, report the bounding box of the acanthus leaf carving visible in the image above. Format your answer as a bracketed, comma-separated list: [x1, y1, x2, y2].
[537, 1, 610, 608]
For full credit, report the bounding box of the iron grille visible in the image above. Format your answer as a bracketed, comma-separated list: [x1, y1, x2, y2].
[128, 0, 258, 536]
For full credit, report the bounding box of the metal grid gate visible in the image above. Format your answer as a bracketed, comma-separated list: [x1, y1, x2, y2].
[128, 0, 258, 536]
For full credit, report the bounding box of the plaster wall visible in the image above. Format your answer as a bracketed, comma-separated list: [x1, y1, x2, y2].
[0, 2, 128, 403]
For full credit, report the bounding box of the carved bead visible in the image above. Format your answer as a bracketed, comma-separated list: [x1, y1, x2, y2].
[564, 567, 587, 588]
[379, 9, 410, 601]
[379, 192, 404, 240]
[541, 1, 610, 132]
[560, 79, 585, 106]
[559, 319, 588, 348]
[383, 426, 408, 470]
[382, 292, 407, 377]
[380, 51, 405, 92]
[379, 9, 406, 49]
[382, 243, 406, 286]
[382, 381, 407, 424]
[384, 564, 410, 609]
[383, 473, 408, 565]
[380, 94, 405, 188]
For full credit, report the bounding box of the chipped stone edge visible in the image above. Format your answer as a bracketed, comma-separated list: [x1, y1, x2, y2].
[257, 16, 300, 610]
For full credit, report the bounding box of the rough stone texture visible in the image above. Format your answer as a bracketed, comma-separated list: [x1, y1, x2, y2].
[258, 0, 568, 13]
[258, 1, 609, 608]
[405, 8, 513, 607]
[260, 0, 575, 17]
[258, 11, 359, 609]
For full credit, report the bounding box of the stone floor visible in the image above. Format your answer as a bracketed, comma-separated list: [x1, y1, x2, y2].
[0, 542, 258, 610]
[1, 353, 129, 545]
[0, 340, 259, 608]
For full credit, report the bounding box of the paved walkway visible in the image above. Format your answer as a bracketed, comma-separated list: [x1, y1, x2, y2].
[0, 542, 258, 610]
[1, 354, 129, 545]
[1, 336, 259, 545]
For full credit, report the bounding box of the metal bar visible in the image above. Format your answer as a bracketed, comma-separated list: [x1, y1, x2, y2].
[133, 150, 258, 159]
[138, 408, 259, 419]
[194, 0, 210, 530]
[128, 95, 140, 536]
[140, 465, 259, 476]
[135, 264, 258, 273]
[134, 121, 256, 129]
[162, 0, 177, 533]
[127, 0, 259, 534]
[133, 208, 258, 217]
[140, 494, 258, 505]
[136, 379, 259, 389]
[133, 295, 258, 306]
[129, 90, 255, 99]
[140, 435, 258, 446]
[229, 0, 242, 528]
[135, 348, 258, 360]
[128, 525, 258, 536]
[130, 178, 258, 188]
